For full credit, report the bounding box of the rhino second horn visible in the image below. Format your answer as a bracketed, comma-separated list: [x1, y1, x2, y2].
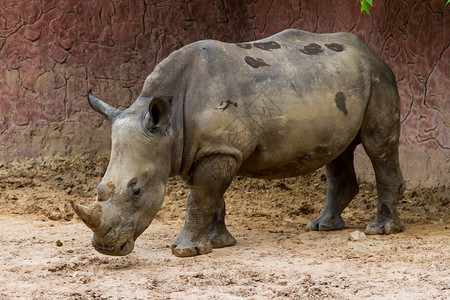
[70, 201, 102, 230]
[87, 90, 121, 122]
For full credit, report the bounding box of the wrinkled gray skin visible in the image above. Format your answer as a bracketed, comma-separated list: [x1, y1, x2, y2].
[72, 29, 405, 257]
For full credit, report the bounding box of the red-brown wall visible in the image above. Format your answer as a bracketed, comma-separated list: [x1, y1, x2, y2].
[1, 0, 448, 186]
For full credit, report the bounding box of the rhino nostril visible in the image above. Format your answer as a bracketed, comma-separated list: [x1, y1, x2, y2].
[118, 240, 134, 255]
[120, 242, 127, 253]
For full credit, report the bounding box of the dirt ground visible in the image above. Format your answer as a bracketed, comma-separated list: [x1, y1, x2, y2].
[0, 156, 448, 299]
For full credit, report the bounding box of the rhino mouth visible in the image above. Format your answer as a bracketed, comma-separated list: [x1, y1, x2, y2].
[93, 238, 135, 256]
[92, 226, 135, 256]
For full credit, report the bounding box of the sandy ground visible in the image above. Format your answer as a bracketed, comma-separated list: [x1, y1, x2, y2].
[0, 157, 449, 299]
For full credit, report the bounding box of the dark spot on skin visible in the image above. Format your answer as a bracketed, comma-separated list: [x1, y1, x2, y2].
[301, 43, 323, 55]
[216, 100, 238, 111]
[325, 43, 344, 52]
[244, 56, 270, 68]
[253, 41, 281, 51]
[290, 82, 297, 93]
[295, 154, 310, 167]
[370, 123, 382, 136]
[334, 92, 348, 116]
[236, 43, 252, 49]
[314, 146, 328, 154]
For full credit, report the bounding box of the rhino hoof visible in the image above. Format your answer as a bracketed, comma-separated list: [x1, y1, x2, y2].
[196, 243, 213, 255]
[210, 235, 236, 249]
[171, 246, 197, 257]
[365, 218, 404, 235]
[307, 215, 345, 231]
[170, 242, 213, 257]
[209, 227, 237, 248]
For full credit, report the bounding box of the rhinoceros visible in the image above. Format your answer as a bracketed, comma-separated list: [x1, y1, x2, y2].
[71, 29, 405, 257]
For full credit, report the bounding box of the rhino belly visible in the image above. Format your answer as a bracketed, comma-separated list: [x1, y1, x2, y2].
[235, 103, 362, 179]
[237, 142, 347, 179]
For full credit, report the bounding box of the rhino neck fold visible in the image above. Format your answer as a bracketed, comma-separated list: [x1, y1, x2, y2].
[167, 92, 185, 178]
[140, 45, 200, 178]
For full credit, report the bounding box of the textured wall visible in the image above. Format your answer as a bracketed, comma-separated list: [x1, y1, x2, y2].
[0, 0, 448, 186]
[0, 0, 248, 158]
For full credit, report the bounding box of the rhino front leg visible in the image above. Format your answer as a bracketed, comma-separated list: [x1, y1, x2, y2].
[208, 197, 236, 248]
[308, 143, 359, 231]
[172, 155, 238, 257]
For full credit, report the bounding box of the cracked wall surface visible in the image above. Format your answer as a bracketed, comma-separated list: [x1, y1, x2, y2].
[0, 0, 448, 186]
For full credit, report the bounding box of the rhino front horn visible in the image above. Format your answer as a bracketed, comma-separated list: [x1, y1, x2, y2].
[87, 90, 121, 122]
[70, 201, 103, 230]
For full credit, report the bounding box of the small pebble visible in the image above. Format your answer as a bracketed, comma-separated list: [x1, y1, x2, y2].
[56, 240, 63, 247]
[349, 230, 366, 241]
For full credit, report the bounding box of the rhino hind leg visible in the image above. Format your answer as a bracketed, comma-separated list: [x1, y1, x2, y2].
[361, 137, 405, 235]
[360, 81, 405, 235]
[363, 153, 405, 235]
[208, 197, 237, 248]
[307, 142, 359, 231]
[171, 155, 238, 257]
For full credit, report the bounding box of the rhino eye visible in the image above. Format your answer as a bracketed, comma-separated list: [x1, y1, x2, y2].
[132, 187, 141, 196]
[129, 185, 141, 198]
[127, 179, 141, 204]
[128, 186, 141, 207]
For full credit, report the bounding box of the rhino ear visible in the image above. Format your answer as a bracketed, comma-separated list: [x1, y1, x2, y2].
[147, 96, 173, 130]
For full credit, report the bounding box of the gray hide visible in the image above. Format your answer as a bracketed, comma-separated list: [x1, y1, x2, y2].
[72, 29, 405, 257]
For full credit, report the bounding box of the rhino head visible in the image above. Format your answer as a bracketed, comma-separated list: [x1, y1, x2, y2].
[71, 91, 174, 256]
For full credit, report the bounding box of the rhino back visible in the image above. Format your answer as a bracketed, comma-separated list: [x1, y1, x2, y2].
[146, 30, 390, 178]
